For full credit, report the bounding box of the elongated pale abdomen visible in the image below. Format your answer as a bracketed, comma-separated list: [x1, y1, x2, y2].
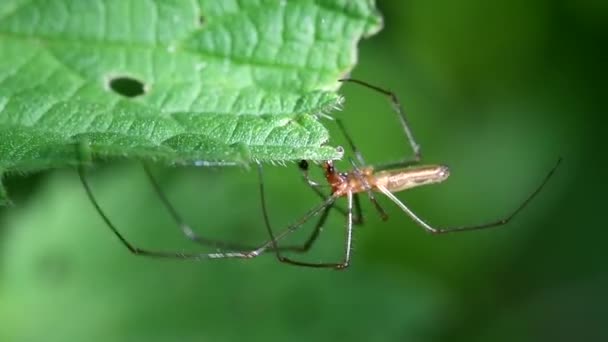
[373, 164, 450, 193]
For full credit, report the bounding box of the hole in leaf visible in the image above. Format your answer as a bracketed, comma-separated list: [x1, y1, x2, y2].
[198, 15, 205, 26]
[108, 76, 145, 98]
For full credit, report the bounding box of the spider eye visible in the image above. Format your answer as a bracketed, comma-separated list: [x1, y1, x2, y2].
[298, 160, 309, 171]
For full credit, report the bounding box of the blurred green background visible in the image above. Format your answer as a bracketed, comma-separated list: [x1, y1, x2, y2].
[1, 1, 606, 341]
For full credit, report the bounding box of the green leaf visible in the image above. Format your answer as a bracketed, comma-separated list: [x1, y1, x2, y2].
[0, 0, 383, 202]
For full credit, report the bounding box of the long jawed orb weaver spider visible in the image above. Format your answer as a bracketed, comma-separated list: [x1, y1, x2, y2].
[78, 78, 560, 268]
[255, 78, 561, 269]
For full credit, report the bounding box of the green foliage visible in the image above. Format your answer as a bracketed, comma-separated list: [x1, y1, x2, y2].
[0, 0, 382, 203]
[2, 0, 602, 341]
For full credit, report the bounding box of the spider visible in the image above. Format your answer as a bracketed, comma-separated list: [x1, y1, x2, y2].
[78, 79, 560, 268]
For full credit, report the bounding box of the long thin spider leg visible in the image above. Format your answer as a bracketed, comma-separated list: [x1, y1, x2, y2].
[274, 191, 354, 269]
[146, 163, 331, 255]
[143, 164, 261, 251]
[335, 118, 365, 166]
[353, 193, 363, 224]
[248, 192, 338, 258]
[366, 189, 388, 221]
[376, 158, 562, 234]
[277, 202, 333, 253]
[256, 162, 281, 256]
[339, 78, 421, 168]
[77, 164, 263, 260]
[250, 164, 335, 254]
[256, 163, 330, 258]
[335, 117, 380, 221]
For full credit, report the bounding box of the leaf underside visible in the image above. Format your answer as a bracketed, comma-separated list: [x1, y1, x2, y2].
[0, 0, 383, 203]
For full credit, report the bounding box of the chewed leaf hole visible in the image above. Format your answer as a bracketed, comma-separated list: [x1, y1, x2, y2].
[108, 76, 146, 98]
